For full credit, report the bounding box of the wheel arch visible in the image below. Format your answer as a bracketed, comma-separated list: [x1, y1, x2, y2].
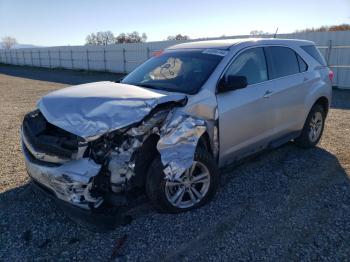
[198, 131, 213, 155]
[131, 134, 160, 190]
[314, 96, 329, 116]
[132, 129, 215, 190]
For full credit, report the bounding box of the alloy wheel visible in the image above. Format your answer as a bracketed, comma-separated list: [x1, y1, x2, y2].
[309, 111, 323, 143]
[165, 161, 211, 209]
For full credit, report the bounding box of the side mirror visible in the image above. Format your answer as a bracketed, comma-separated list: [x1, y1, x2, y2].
[218, 75, 248, 93]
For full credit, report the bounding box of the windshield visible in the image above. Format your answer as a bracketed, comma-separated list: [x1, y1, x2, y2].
[121, 50, 224, 94]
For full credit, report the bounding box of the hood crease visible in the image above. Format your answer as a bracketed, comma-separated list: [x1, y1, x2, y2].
[38, 81, 186, 140]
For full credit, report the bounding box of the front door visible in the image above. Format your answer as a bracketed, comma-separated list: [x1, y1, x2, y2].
[217, 47, 275, 166]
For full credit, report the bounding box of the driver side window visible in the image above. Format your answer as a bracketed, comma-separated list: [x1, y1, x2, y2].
[225, 47, 268, 85]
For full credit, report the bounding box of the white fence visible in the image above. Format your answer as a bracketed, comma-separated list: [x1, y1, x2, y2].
[0, 31, 349, 89]
[0, 40, 185, 74]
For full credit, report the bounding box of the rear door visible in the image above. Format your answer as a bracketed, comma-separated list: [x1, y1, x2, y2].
[217, 47, 275, 166]
[264, 46, 310, 138]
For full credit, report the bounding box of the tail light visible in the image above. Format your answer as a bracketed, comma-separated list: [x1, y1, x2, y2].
[152, 50, 163, 57]
[329, 70, 334, 82]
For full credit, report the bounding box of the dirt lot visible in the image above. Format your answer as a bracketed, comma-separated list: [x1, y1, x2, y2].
[0, 65, 349, 261]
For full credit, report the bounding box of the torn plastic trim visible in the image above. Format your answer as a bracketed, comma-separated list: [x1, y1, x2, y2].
[21, 110, 89, 164]
[106, 107, 209, 193]
[21, 127, 71, 164]
[105, 107, 213, 193]
[213, 124, 219, 159]
[108, 110, 170, 193]
[23, 144, 103, 209]
[22, 126, 89, 164]
[85, 101, 183, 194]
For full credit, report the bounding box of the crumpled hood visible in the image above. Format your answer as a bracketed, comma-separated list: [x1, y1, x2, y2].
[38, 81, 186, 140]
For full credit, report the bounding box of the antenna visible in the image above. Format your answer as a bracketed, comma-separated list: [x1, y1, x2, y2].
[273, 27, 279, 38]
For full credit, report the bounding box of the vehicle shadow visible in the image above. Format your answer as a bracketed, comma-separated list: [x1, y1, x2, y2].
[331, 88, 350, 110]
[0, 64, 124, 85]
[0, 143, 349, 260]
[166, 143, 350, 260]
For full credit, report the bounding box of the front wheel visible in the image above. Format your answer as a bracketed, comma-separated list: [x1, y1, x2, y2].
[146, 148, 219, 213]
[295, 104, 326, 148]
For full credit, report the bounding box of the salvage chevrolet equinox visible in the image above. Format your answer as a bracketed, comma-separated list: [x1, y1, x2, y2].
[21, 38, 332, 215]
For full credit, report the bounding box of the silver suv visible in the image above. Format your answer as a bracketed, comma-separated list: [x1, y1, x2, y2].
[21, 38, 332, 215]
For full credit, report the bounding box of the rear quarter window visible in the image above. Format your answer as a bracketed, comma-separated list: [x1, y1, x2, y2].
[301, 45, 326, 66]
[296, 54, 308, 72]
[265, 46, 300, 79]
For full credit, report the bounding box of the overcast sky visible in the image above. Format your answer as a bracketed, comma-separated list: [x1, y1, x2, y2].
[0, 0, 349, 46]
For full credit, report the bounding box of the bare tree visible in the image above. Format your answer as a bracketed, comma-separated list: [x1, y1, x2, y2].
[141, 33, 147, 42]
[1, 36, 17, 49]
[85, 33, 98, 45]
[85, 31, 115, 45]
[115, 33, 127, 44]
[115, 31, 147, 43]
[249, 30, 269, 36]
[86, 31, 147, 45]
[167, 34, 190, 40]
[98, 31, 115, 45]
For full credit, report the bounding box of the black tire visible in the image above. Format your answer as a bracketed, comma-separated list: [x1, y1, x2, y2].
[145, 148, 219, 213]
[294, 104, 325, 148]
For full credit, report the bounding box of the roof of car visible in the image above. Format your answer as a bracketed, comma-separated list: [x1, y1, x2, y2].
[166, 38, 315, 50]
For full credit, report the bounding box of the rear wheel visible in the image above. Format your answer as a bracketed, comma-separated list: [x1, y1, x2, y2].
[295, 104, 325, 148]
[146, 148, 219, 213]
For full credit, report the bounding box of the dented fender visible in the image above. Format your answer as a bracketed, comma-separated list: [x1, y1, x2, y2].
[107, 90, 219, 189]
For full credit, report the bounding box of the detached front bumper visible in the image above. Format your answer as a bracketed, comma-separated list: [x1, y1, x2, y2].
[30, 179, 132, 230]
[22, 129, 103, 209]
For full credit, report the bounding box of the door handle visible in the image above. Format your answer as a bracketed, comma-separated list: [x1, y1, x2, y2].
[263, 90, 273, 98]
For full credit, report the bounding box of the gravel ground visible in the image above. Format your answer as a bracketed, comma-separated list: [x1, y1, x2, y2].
[0, 65, 349, 261]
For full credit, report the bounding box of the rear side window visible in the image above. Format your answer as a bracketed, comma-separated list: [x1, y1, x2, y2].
[301, 45, 326, 66]
[225, 47, 268, 85]
[296, 54, 308, 72]
[265, 46, 300, 79]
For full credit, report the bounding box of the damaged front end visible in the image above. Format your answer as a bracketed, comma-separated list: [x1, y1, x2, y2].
[22, 110, 103, 209]
[21, 82, 214, 212]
